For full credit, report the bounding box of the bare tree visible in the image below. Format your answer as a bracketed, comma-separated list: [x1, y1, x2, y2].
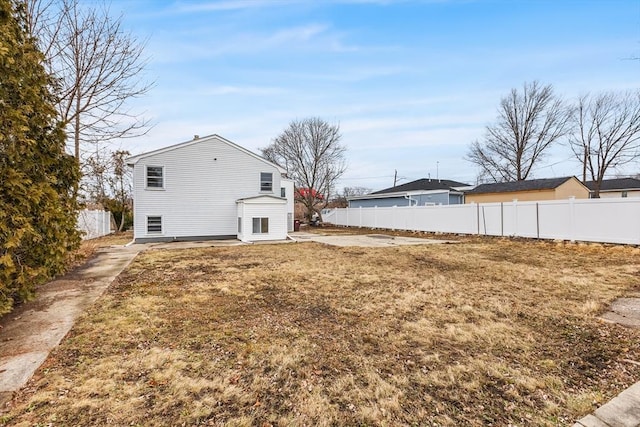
[83, 150, 110, 204]
[25, 0, 152, 165]
[568, 91, 640, 197]
[332, 186, 372, 208]
[342, 186, 372, 198]
[262, 118, 347, 222]
[467, 81, 572, 182]
[108, 150, 132, 231]
[82, 149, 132, 231]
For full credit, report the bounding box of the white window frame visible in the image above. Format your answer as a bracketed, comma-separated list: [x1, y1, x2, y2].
[147, 215, 163, 234]
[252, 217, 269, 234]
[260, 172, 273, 192]
[146, 165, 165, 190]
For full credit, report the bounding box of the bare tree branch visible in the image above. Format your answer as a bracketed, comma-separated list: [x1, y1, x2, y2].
[568, 90, 640, 197]
[262, 118, 347, 222]
[466, 81, 572, 182]
[24, 0, 153, 163]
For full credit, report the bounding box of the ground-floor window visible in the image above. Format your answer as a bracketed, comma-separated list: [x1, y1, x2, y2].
[252, 217, 269, 234]
[238, 217, 242, 233]
[147, 216, 162, 233]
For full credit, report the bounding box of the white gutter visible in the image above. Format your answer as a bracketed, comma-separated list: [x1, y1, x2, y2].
[404, 195, 417, 206]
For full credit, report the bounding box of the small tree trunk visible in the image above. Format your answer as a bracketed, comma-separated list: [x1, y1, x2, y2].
[118, 209, 126, 232]
[582, 148, 587, 183]
[74, 91, 81, 161]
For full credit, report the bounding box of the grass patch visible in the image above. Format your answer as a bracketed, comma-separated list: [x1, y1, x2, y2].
[3, 237, 640, 426]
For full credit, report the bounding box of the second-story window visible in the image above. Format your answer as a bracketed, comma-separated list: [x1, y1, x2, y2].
[260, 172, 273, 192]
[147, 166, 164, 188]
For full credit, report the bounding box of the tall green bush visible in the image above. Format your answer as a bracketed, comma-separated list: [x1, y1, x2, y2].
[0, 0, 80, 315]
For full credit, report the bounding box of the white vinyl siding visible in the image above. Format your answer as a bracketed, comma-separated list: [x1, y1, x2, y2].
[260, 172, 273, 192]
[281, 178, 295, 232]
[146, 166, 164, 189]
[132, 136, 283, 241]
[237, 196, 287, 242]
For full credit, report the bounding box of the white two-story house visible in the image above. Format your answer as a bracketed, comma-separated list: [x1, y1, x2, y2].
[126, 134, 294, 243]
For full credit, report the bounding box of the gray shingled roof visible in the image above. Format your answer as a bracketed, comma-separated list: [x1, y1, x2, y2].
[465, 176, 576, 194]
[584, 178, 640, 191]
[371, 178, 469, 195]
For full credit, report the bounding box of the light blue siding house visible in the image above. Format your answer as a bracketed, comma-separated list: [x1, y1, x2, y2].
[348, 178, 470, 208]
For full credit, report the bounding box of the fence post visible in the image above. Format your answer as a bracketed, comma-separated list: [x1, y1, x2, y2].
[536, 202, 539, 239]
[392, 206, 397, 230]
[500, 202, 504, 237]
[569, 197, 575, 242]
[359, 206, 362, 228]
[476, 203, 480, 235]
[374, 206, 377, 229]
[513, 199, 518, 237]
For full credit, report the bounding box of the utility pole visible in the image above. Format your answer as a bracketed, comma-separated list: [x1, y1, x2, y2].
[394, 169, 397, 186]
[436, 161, 439, 181]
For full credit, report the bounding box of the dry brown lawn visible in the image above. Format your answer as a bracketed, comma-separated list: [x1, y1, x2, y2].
[3, 236, 640, 426]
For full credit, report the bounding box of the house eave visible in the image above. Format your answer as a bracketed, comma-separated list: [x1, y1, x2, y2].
[591, 188, 640, 193]
[125, 134, 286, 173]
[347, 189, 454, 201]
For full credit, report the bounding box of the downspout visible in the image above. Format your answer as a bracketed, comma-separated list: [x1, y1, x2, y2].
[403, 194, 417, 206]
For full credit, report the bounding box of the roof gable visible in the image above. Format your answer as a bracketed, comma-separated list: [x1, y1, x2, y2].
[465, 176, 580, 194]
[126, 134, 285, 173]
[372, 178, 470, 195]
[585, 178, 640, 191]
[236, 195, 286, 204]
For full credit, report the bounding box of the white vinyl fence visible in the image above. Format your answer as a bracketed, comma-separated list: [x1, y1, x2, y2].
[324, 198, 640, 245]
[77, 209, 113, 240]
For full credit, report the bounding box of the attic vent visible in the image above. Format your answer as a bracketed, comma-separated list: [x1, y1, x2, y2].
[193, 135, 200, 140]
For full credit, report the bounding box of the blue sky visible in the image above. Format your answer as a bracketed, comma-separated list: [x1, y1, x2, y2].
[111, 0, 640, 190]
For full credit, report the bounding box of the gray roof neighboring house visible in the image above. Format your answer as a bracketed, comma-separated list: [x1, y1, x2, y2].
[584, 178, 640, 192]
[465, 176, 577, 194]
[369, 178, 470, 195]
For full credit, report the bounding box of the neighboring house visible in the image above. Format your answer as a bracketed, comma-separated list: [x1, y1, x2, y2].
[585, 178, 640, 198]
[464, 176, 589, 203]
[348, 178, 470, 208]
[126, 134, 294, 243]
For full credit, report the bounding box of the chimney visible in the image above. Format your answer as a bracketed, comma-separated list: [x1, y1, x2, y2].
[193, 135, 200, 140]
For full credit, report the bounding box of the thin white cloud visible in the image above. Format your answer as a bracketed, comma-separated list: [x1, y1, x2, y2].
[173, 0, 297, 13]
[173, 0, 458, 13]
[204, 85, 285, 96]
[172, 0, 423, 13]
[265, 23, 329, 45]
[150, 23, 360, 63]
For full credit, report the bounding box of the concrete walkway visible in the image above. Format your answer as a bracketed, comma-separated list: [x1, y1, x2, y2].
[289, 231, 454, 247]
[573, 382, 640, 426]
[0, 244, 140, 408]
